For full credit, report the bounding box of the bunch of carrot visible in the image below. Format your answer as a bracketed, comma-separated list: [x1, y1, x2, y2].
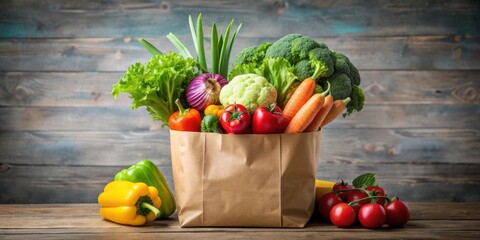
[283, 78, 351, 134]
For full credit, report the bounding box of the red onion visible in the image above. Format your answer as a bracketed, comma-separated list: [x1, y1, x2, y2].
[186, 73, 228, 111]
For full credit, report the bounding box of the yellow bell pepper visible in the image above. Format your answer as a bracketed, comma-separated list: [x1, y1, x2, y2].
[98, 180, 162, 226]
[315, 179, 335, 202]
[204, 104, 224, 118]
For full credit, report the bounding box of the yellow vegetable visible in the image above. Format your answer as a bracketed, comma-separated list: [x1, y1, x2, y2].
[315, 179, 335, 202]
[204, 104, 224, 117]
[98, 181, 162, 226]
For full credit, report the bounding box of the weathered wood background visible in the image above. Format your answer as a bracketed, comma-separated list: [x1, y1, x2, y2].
[0, 0, 479, 203]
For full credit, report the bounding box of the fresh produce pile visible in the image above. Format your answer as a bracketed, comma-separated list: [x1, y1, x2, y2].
[316, 173, 411, 229]
[112, 14, 365, 133]
[103, 14, 398, 229]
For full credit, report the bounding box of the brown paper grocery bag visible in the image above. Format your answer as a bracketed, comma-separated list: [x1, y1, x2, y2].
[169, 130, 321, 227]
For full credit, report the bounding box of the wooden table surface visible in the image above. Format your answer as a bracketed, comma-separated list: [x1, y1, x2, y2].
[0, 203, 479, 239]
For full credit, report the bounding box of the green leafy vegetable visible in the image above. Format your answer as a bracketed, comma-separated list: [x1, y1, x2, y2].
[352, 173, 378, 188]
[168, 14, 241, 78]
[112, 52, 199, 126]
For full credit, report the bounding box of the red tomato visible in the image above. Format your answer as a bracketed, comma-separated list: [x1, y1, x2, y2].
[220, 103, 251, 134]
[330, 203, 356, 228]
[317, 192, 344, 221]
[252, 104, 287, 134]
[346, 190, 369, 213]
[365, 186, 388, 205]
[384, 200, 410, 227]
[333, 180, 354, 202]
[358, 203, 387, 228]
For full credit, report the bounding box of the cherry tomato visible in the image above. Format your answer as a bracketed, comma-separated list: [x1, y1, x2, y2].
[384, 200, 410, 227]
[317, 192, 344, 221]
[252, 104, 287, 134]
[333, 179, 354, 202]
[346, 190, 369, 213]
[330, 203, 356, 228]
[220, 103, 251, 134]
[365, 186, 388, 205]
[358, 203, 387, 228]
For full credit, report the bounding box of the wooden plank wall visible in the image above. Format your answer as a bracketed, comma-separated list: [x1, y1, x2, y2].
[0, 0, 479, 203]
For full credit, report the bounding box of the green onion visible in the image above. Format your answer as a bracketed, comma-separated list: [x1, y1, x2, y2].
[195, 14, 207, 73]
[167, 33, 193, 59]
[211, 22, 219, 74]
[165, 14, 241, 77]
[139, 38, 162, 56]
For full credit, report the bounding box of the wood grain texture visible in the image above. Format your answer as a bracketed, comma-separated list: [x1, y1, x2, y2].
[0, 204, 479, 240]
[0, 35, 479, 72]
[1, 70, 479, 107]
[1, 162, 479, 203]
[0, 129, 478, 166]
[1, 0, 479, 38]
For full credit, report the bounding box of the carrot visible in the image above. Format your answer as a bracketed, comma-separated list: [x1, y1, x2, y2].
[304, 81, 331, 132]
[320, 97, 351, 128]
[284, 93, 324, 134]
[304, 95, 334, 132]
[282, 78, 316, 123]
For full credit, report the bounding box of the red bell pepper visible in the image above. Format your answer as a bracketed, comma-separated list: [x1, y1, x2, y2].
[220, 103, 251, 134]
[252, 103, 288, 134]
[168, 99, 202, 132]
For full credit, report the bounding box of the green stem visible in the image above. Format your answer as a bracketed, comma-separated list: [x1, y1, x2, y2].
[321, 81, 331, 96]
[175, 99, 189, 116]
[333, 188, 370, 196]
[141, 202, 160, 218]
[343, 97, 351, 105]
[348, 196, 391, 206]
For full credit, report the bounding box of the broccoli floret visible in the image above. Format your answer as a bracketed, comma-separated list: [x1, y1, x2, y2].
[349, 64, 361, 86]
[309, 48, 335, 78]
[264, 34, 303, 63]
[293, 60, 314, 81]
[293, 48, 335, 81]
[291, 36, 321, 61]
[333, 52, 361, 85]
[232, 42, 272, 68]
[343, 85, 365, 117]
[276, 33, 303, 44]
[265, 41, 294, 62]
[325, 72, 352, 100]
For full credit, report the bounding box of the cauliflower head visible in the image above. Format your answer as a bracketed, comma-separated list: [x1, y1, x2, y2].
[219, 74, 277, 113]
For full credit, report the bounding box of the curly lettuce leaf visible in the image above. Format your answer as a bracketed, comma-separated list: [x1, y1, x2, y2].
[112, 52, 199, 125]
[262, 58, 298, 108]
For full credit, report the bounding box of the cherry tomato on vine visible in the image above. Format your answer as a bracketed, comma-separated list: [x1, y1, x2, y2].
[358, 203, 387, 229]
[365, 186, 388, 205]
[346, 190, 369, 213]
[330, 203, 356, 228]
[333, 179, 354, 202]
[384, 200, 410, 227]
[317, 192, 344, 221]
